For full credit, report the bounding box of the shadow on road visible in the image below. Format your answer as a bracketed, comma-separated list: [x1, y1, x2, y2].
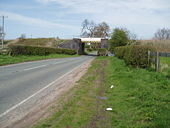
[84, 51, 98, 57]
[85, 53, 98, 57]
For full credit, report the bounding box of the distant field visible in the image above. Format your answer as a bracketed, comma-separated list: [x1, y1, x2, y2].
[160, 57, 170, 77]
[140, 40, 170, 52]
[12, 38, 70, 47]
[0, 54, 79, 66]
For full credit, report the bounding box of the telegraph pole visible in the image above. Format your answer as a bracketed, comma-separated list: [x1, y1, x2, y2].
[1, 16, 8, 49]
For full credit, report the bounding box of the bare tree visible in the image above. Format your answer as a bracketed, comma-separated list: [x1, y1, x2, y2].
[154, 28, 170, 40]
[81, 19, 110, 38]
[93, 22, 110, 38]
[81, 31, 90, 38]
[81, 19, 96, 37]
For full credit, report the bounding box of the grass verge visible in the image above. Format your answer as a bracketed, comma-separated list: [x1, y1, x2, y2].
[0, 54, 79, 66]
[33, 57, 110, 128]
[33, 57, 170, 128]
[106, 57, 170, 128]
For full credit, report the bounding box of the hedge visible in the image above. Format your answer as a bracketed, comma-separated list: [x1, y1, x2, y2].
[114, 45, 155, 68]
[97, 48, 108, 56]
[8, 45, 77, 56]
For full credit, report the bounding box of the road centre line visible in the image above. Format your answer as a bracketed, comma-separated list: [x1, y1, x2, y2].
[23, 61, 67, 71]
[24, 65, 47, 71]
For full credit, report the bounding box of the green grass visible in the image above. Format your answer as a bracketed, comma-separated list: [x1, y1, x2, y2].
[160, 57, 170, 77]
[33, 57, 110, 128]
[106, 57, 170, 128]
[32, 57, 170, 128]
[0, 54, 79, 66]
[161, 57, 170, 67]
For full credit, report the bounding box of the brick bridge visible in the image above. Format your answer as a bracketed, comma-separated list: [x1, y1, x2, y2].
[58, 38, 108, 55]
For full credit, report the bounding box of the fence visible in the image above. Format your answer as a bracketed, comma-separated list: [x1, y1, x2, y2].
[148, 51, 170, 72]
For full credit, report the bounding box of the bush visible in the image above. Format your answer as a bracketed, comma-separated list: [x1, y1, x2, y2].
[97, 48, 108, 56]
[109, 28, 129, 53]
[114, 45, 155, 68]
[8, 45, 76, 56]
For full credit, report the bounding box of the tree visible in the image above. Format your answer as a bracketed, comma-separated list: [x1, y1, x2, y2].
[109, 28, 129, 52]
[81, 19, 96, 37]
[154, 28, 170, 40]
[93, 22, 110, 38]
[126, 30, 138, 45]
[81, 19, 110, 38]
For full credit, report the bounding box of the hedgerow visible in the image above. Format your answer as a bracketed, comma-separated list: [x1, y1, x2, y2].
[8, 45, 76, 56]
[114, 45, 155, 68]
[97, 48, 108, 56]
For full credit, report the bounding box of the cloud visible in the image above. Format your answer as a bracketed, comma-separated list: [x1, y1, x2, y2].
[0, 11, 78, 29]
[35, 0, 170, 26]
[34, 0, 170, 39]
[36, 0, 170, 12]
[1, 0, 170, 39]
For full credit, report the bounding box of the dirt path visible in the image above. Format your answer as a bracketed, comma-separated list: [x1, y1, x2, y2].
[1, 59, 94, 128]
[85, 60, 111, 128]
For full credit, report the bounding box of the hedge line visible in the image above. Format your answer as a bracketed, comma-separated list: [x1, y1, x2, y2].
[8, 45, 77, 56]
[97, 48, 108, 56]
[114, 45, 155, 68]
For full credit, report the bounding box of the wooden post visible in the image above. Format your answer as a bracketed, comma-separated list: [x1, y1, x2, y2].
[156, 52, 160, 72]
[148, 50, 151, 66]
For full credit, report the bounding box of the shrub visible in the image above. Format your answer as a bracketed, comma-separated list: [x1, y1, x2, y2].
[97, 48, 108, 56]
[114, 45, 155, 68]
[109, 28, 129, 52]
[8, 45, 76, 56]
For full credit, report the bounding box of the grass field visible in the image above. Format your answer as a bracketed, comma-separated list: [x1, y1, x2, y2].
[160, 57, 170, 77]
[33, 57, 170, 128]
[161, 57, 170, 67]
[0, 54, 79, 66]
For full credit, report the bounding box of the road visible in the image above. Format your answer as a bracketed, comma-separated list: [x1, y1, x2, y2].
[0, 56, 94, 118]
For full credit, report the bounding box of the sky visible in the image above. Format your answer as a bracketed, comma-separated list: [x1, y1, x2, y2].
[0, 0, 170, 39]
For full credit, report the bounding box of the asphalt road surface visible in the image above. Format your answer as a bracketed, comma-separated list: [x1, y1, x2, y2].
[0, 56, 94, 118]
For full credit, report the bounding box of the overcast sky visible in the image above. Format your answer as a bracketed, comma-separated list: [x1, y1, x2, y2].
[0, 0, 170, 39]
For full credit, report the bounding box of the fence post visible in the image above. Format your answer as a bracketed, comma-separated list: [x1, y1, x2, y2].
[148, 50, 151, 66]
[156, 52, 160, 72]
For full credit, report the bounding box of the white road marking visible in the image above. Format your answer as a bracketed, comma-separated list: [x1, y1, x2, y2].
[54, 61, 67, 65]
[0, 58, 93, 118]
[24, 65, 47, 71]
[23, 61, 68, 71]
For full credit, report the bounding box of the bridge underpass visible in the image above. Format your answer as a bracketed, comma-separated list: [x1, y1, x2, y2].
[58, 38, 108, 55]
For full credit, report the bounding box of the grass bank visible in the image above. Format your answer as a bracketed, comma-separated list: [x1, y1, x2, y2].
[106, 57, 170, 128]
[33, 57, 170, 128]
[15, 38, 70, 47]
[0, 54, 79, 66]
